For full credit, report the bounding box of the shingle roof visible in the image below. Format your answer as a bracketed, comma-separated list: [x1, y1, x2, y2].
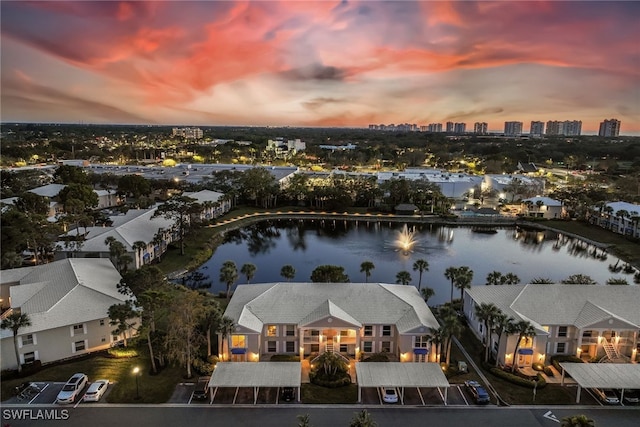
[1, 259, 128, 339]
[466, 284, 640, 329]
[225, 283, 439, 334]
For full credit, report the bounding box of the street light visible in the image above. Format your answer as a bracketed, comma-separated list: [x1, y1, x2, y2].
[133, 366, 140, 400]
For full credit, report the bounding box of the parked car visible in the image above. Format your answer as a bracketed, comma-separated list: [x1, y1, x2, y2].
[614, 389, 638, 405]
[192, 377, 210, 401]
[83, 380, 109, 402]
[56, 373, 88, 404]
[593, 388, 620, 405]
[465, 380, 490, 404]
[280, 387, 295, 402]
[382, 387, 398, 404]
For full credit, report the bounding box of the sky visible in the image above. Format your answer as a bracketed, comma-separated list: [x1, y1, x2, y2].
[1, 1, 639, 133]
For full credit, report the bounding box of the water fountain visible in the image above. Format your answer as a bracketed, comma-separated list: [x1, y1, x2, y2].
[394, 224, 417, 254]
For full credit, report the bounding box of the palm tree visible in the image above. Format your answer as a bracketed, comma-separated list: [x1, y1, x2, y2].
[297, 414, 312, 427]
[493, 313, 513, 367]
[1, 312, 32, 373]
[475, 303, 501, 363]
[444, 266, 458, 304]
[530, 277, 554, 284]
[280, 265, 296, 282]
[486, 271, 503, 286]
[240, 263, 257, 284]
[132, 240, 147, 268]
[219, 261, 238, 301]
[502, 273, 520, 285]
[454, 266, 473, 305]
[560, 414, 595, 427]
[360, 261, 375, 283]
[395, 270, 412, 286]
[421, 287, 435, 304]
[412, 259, 429, 291]
[511, 320, 536, 373]
[441, 313, 462, 366]
[218, 316, 236, 360]
[349, 409, 377, 427]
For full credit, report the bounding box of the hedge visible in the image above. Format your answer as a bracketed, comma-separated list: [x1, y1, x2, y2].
[550, 355, 583, 373]
[489, 367, 547, 389]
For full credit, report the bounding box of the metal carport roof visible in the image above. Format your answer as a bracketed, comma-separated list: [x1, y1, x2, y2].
[559, 363, 640, 403]
[208, 362, 301, 404]
[355, 362, 450, 405]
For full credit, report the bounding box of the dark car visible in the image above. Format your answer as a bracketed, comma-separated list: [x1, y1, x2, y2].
[192, 377, 210, 400]
[464, 380, 490, 404]
[615, 389, 639, 405]
[280, 387, 295, 402]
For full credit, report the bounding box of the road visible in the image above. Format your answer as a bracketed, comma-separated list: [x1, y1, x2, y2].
[2, 405, 638, 427]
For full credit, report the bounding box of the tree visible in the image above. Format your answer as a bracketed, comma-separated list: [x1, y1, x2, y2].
[166, 289, 207, 378]
[510, 320, 537, 373]
[117, 174, 151, 199]
[280, 264, 296, 282]
[475, 303, 501, 363]
[239, 167, 280, 208]
[240, 263, 257, 284]
[501, 273, 520, 285]
[218, 316, 236, 360]
[310, 265, 349, 283]
[421, 287, 435, 304]
[104, 236, 131, 273]
[219, 261, 239, 301]
[137, 286, 172, 373]
[493, 314, 513, 367]
[606, 278, 629, 285]
[152, 195, 201, 255]
[560, 414, 595, 427]
[58, 183, 99, 210]
[486, 271, 503, 286]
[108, 301, 137, 347]
[454, 266, 474, 304]
[441, 313, 462, 366]
[55, 165, 89, 185]
[1, 312, 32, 373]
[561, 274, 597, 285]
[530, 277, 554, 284]
[427, 326, 444, 363]
[297, 414, 312, 427]
[349, 409, 377, 427]
[132, 241, 147, 268]
[360, 261, 375, 283]
[412, 259, 429, 291]
[444, 266, 458, 304]
[395, 270, 412, 286]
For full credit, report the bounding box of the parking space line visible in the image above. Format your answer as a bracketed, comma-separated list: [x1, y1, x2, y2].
[376, 387, 383, 405]
[458, 385, 469, 405]
[232, 387, 239, 405]
[188, 393, 193, 405]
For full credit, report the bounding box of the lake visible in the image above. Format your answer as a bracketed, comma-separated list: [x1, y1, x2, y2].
[193, 219, 631, 306]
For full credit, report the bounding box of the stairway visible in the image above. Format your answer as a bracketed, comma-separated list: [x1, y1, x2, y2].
[325, 342, 334, 353]
[602, 340, 619, 360]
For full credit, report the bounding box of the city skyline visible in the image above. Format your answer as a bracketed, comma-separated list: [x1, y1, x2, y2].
[1, 1, 638, 133]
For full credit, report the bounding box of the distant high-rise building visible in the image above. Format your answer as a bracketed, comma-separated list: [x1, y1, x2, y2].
[546, 121, 560, 135]
[504, 121, 523, 136]
[446, 121, 454, 133]
[453, 122, 466, 133]
[473, 122, 488, 135]
[530, 121, 545, 136]
[428, 123, 443, 132]
[599, 119, 621, 137]
[546, 120, 582, 136]
[172, 127, 203, 139]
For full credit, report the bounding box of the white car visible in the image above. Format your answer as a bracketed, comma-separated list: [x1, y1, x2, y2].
[56, 373, 88, 404]
[382, 387, 398, 404]
[83, 380, 109, 402]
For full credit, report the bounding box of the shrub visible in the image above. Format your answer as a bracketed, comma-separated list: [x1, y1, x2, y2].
[361, 352, 390, 362]
[532, 363, 544, 372]
[543, 366, 554, 377]
[107, 347, 139, 358]
[550, 355, 582, 373]
[19, 360, 42, 377]
[270, 354, 300, 362]
[489, 367, 546, 389]
[192, 355, 218, 376]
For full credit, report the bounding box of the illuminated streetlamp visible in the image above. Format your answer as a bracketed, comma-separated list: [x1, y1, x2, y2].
[133, 366, 140, 400]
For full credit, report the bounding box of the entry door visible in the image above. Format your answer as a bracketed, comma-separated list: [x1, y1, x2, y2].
[517, 353, 532, 367]
[415, 353, 426, 363]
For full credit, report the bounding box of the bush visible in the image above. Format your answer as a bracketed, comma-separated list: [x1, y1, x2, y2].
[532, 362, 544, 372]
[19, 360, 42, 377]
[543, 366, 554, 377]
[270, 354, 300, 362]
[361, 352, 390, 362]
[550, 355, 583, 373]
[489, 367, 546, 389]
[192, 355, 218, 376]
[309, 373, 351, 388]
[107, 347, 139, 358]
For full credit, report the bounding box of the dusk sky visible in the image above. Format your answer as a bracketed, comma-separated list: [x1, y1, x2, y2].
[1, 1, 639, 133]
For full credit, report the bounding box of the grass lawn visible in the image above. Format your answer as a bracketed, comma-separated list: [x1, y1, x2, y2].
[1, 348, 185, 404]
[301, 383, 358, 404]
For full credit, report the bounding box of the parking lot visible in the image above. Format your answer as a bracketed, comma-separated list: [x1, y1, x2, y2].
[5, 381, 114, 406]
[360, 385, 480, 406]
[170, 383, 296, 405]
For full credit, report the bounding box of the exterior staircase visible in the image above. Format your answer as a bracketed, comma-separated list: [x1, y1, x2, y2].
[325, 342, 334, 353]
[600, 339, 630, 363]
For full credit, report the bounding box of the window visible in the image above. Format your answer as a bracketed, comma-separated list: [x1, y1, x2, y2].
[231, 335, 246, 348]
[74, 340, 86, 352]
[363, 326, 373, 337]
[101, 337, 106, 343]
[311, 344, 319, 352]
[310, 330, 320, 337]
[285, 325, 295, 336]
[23, 352, 36, 364]
[340, 344, 348, 353]
[267, 341, 277, 352]
[22, 334, 34, 346]
[382, 326, 391, 336]
[381, 342, 391, 352]
[267, 325, 277, 337]
[340, 330, 349, 337]
[582, 330, 592, 337]
[363, 342, 373, 352]
[415, 335, 429, 348]
[557, 326, 568, 337]
[73, 324, 84, 336]
[100, 320, 105, 326]
[556, 342, 566, 354]
[286, 341, 295, 353]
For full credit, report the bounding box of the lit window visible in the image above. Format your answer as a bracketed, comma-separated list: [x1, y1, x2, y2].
[232, 335, 246, 348]
[267, 325, 277, 336]
[381, 342, 391, 352]
[340, 330, 349, 337]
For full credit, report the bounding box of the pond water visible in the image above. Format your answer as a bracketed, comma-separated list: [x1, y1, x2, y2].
[194, 219, 632, 306]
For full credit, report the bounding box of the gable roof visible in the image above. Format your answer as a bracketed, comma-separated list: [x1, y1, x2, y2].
[225, 282, 439, 334]
[182, 189, 225, 203]
[28, 183, 66, 198]
[522, 196, 562, 207]
[1, 259, 128, 338]
[466, 284, 640, 330]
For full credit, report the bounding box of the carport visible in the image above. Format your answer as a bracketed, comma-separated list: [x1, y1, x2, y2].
[208, 362, 301, 404]
[559, 362, 640, 403]
[355, 362, 450, 405]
